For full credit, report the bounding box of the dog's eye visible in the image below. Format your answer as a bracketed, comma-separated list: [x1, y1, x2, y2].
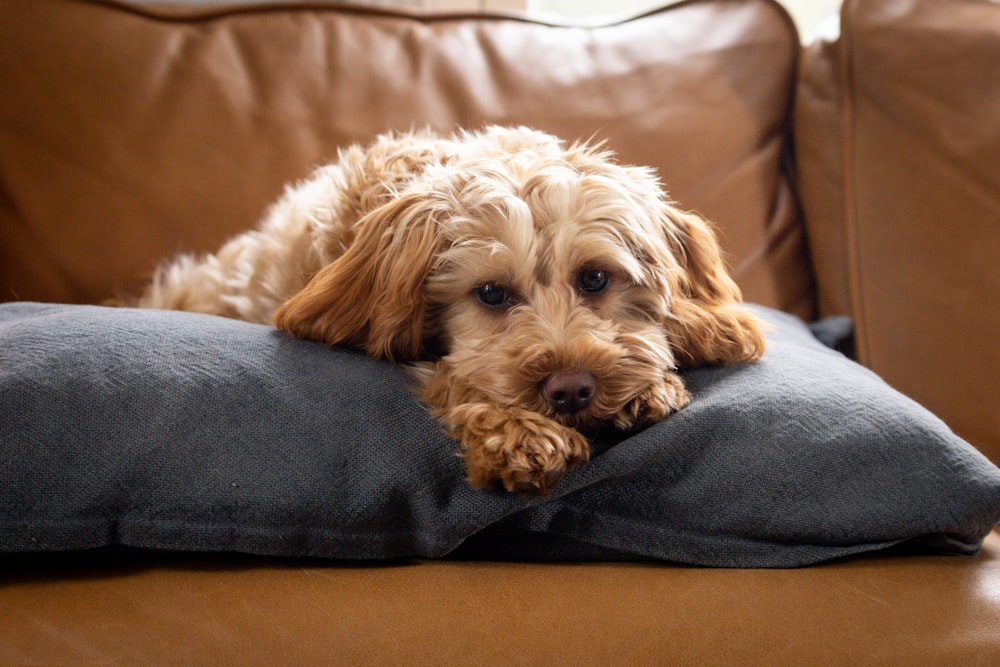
[475, 282, 512, 308]
[578, 269, 610, 294]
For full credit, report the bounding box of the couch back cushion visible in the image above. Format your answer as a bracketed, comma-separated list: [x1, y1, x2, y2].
[796, 0, 1000, 460]
[0, 0, 812, 316]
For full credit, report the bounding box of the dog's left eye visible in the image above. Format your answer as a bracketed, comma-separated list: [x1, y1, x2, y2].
[475, 282, 514, 309]
[578, 269, 610, 294]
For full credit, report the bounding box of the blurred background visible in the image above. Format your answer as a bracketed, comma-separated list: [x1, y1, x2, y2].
[143, 1, 844, 40]
[525, 0, 840, 37]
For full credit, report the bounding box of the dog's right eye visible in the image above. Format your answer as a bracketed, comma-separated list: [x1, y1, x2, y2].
[475, 283, 512, 309]
[578, 268, 610, 294]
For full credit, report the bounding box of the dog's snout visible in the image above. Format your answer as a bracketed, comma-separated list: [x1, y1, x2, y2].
[543, 369, 596, 414]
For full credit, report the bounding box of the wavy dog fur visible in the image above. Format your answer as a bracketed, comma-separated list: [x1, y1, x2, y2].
[139, 126, 765, 495]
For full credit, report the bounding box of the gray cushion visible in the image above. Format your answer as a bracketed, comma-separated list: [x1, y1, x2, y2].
[1, 302, 998, 566]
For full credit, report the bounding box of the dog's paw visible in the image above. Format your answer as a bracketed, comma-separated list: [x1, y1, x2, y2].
[614, 372, 691, 429]
[455, 405, 590, 496]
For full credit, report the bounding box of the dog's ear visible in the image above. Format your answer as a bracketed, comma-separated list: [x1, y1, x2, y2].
[273, 192, 445, 361]
[656, 205, 766, 367]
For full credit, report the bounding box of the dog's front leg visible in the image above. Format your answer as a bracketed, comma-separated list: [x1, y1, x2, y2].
[444, 403, 590, 496]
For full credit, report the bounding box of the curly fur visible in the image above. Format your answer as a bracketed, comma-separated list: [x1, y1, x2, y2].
[139, 126, 765, 495]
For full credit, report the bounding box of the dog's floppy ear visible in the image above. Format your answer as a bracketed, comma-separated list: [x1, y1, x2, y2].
[273, 192, 445, 361]
[657, 205, 766, 367]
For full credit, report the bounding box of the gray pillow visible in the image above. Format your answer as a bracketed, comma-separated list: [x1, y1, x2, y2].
[1, 302, 998, 567]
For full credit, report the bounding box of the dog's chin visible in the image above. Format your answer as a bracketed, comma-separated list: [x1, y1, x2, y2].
[548, 413, 613, 442]
[544, 401, 653, 434]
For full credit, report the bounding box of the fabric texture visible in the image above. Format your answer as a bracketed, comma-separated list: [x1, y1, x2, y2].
[1, 302, 998, 567]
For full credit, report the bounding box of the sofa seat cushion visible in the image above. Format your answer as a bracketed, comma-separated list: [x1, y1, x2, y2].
[3, 533, 1000, 665]
[2, 302, 998, 567]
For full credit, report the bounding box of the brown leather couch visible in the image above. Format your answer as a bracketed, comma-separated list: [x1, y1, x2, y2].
[2, 0, 998, 663]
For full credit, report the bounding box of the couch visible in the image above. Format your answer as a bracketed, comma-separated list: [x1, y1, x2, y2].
[2, 0, 999, 663]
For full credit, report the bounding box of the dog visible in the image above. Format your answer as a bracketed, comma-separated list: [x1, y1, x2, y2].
[138, 126, 765, 495]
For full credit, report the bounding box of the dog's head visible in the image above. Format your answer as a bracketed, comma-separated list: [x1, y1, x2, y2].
[273, 126, 764, 429]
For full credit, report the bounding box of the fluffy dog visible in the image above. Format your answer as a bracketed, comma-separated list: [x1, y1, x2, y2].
[139, 126, 765, 495]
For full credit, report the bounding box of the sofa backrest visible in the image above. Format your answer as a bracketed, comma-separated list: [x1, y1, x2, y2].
[0, 0, 813, 317]
[797, 0, 1000, 460]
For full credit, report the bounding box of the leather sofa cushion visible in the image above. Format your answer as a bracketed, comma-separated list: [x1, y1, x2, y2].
[0, 0, 814, 317]
[3, 302, 997, 566]
[3, 535, 1000, 664]
[796, 0, 1000, 461]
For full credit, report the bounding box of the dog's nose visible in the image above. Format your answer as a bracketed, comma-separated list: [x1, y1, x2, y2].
[543, 369, 596, 414]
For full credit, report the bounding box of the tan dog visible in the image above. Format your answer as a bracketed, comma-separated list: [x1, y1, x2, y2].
[139, 126, 765, 495]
